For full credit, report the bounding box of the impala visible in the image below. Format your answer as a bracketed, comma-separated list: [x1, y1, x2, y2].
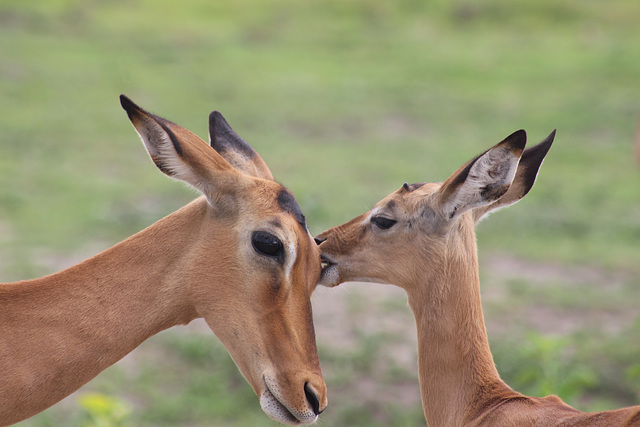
[0, 96, 327, 426]
[315, 130, 640, 426]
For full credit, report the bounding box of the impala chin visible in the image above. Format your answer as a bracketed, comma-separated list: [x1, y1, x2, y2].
[260, 376, 318, 425]
[318, 256, 340, 287]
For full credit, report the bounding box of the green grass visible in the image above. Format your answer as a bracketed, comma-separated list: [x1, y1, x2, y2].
[2, 0, 640, 425]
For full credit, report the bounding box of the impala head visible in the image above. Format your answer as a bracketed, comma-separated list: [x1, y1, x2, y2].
[120, 95, 326, 425]
[316, 130, 555, 292]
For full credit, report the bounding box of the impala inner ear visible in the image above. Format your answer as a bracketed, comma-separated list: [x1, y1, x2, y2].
[120, 94, 247, 210]
[473, 130, 556, 223]
[435, 130, 526, 221]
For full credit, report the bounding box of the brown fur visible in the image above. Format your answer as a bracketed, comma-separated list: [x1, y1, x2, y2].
[0, 97, 326, 426]
[317, 130, 640, 426]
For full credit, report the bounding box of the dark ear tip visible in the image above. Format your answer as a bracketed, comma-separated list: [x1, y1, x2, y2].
[209, 110, 223, 122]
[519, 129, 556, 192]
[498, 129, 527, 154]
[538, 129, 557, 153]
[119, 94, 132, 109]
[119, 94, 141, 117]
[510, 128, 527, 147]
[209, 110, 232, 132]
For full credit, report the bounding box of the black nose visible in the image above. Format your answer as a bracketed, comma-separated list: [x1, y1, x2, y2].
[304, 382, 323, 415]
[314, 236, 326, 246]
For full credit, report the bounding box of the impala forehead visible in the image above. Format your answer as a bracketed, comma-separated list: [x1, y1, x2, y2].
[365, 182, 441, 222]
[404, 182, 426, 192]
[243, 183, 308, 235]
[367, 195, 405, 221]
[276, 189, 306, 230]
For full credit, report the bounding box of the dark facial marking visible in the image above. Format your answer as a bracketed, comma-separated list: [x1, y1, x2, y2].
[267, 270, 282, 294]
[277, 189, 306, 228]
[269, 217, 283, 229]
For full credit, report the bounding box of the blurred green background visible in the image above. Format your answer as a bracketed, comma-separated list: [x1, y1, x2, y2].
[2, 0, 639, 425]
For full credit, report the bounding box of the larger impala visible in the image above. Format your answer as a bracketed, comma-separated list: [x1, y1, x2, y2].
[0, 96, 327, 426]
[316, 130, 640, 426]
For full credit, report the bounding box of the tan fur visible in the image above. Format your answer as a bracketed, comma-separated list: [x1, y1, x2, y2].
[317, 130, 639, 426]
[0, 97, 326, 426]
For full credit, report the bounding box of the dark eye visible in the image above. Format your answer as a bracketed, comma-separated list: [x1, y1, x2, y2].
[252, 231, 284, 260]
[371, 216, 397, 230]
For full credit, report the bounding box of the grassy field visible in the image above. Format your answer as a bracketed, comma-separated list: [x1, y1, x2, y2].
[2, 0, 639, 425]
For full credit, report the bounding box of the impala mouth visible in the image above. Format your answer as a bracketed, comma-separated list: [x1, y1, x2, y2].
[319, 255, 340, 287]
[260, 376, 318, 425]
[320, 255, 335, 274]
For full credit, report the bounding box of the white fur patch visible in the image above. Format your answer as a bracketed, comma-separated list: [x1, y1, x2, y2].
[284, 242, 297, 286]
[363, 207, 380, 225]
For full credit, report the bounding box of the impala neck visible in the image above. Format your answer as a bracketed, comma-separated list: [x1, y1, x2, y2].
[406, 220, 515, 427]
[0, 198, 208, 424]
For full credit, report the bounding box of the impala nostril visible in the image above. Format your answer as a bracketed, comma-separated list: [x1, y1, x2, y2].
[314, 236, 326, 246]
[304, 382, 322, 415]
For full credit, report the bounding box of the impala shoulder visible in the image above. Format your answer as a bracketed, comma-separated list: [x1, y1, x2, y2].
[622, 406, 640, 426]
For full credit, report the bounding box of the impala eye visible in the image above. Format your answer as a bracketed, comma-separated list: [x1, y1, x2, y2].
[252, 231, 284, 260]
[371, 216, 397, 230]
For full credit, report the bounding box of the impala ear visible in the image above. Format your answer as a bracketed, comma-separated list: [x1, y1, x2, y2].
[120, 95, 247, 204]
[473, 130, 555, 222]
[435, 130, 527, 221]
[209, 111, 274, 181]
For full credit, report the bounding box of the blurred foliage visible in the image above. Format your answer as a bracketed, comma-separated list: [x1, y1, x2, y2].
[492, 318, 640, 412]
[1, 0, 639, 272]
[2, 0, 640, 425]
[77, 393, 132, 427]
[493, 332, 598, 402]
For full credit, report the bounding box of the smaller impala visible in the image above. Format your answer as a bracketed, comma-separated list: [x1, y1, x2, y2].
[316, 130, 640, 426]
[0, 96, 327, 426]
